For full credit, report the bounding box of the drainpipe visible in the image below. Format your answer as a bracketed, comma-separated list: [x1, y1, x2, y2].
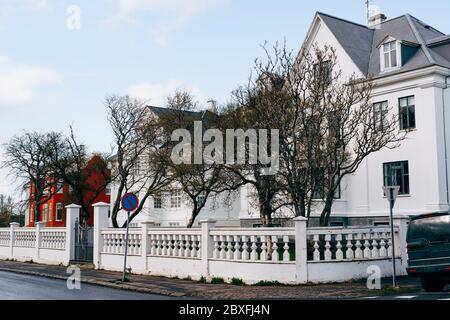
[442, 75, 450, 207]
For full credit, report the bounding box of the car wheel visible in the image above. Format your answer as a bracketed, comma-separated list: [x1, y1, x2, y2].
[421, 277, 446, 292]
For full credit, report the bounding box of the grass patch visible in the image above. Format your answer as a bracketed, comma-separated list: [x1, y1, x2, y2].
[378, 285, 419, 296]
[231, 278, 245, 286]
[210, 277, 225, 284]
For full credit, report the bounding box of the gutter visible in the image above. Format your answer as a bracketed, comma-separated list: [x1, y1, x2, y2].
[442, 75, 450, 206]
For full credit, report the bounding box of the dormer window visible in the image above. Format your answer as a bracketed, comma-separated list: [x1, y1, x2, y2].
[383, 41, 398, 69]
[379, 38, 402, 72]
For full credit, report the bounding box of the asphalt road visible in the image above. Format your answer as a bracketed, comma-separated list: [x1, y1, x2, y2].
[0, 271, 176, 300]
[360, 286, 450, 300]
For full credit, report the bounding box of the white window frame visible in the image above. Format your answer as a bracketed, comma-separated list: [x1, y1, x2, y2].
[105, 183, 111, 196]
[170, 191, 182, 209]
[56, 203, 63, 221]
[380, 40, 401, 72]
[57, 179, 64, 194]
[153, 194, 162, 209]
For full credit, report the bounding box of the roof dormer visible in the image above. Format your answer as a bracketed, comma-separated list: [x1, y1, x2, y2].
[378, 36, 402, 72]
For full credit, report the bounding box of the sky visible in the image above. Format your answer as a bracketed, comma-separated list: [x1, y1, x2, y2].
[1, 0, 450, 197]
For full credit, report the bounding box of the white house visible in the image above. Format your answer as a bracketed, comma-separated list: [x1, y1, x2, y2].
[114, 11, 450, 228]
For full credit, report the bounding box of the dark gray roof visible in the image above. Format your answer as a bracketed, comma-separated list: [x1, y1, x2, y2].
[316, 12, 450, 78]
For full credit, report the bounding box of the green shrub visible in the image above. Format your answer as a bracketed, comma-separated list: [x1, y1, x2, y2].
[210, 277, 225, 284]
[231, 278, 245, 286]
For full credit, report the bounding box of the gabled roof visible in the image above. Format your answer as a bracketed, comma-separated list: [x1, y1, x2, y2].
[313, 12, 450, 78]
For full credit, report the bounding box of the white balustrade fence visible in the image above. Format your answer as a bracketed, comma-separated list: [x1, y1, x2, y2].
[0, 205, 81, 265]
[93, 204, 410, 285]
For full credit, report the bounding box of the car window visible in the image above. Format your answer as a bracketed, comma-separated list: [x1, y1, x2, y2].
[407, 215, 450, 243]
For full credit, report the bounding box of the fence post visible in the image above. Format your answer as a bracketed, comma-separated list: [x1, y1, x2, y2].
[9, 222, 19, 259]
[35, 221, 45, 262]
[393, 215, 410, 275]
[93, 202, 110, 269]
[65, 204, 81, 265]
[141, 220, 154, 272]
[294, 216, 308, 284]
[200, 219, 216, 279]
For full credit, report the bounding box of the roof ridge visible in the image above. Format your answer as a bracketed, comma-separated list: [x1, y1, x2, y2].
[316, 12, 370, 30]
[405, 14, 435, 64]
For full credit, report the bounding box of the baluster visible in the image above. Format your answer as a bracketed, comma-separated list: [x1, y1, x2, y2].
[179, 235, 186, 257]
[260, 236, 267, 261]
[166, 235, 173, 256]
[379, 233, 387, 257]
[233, 235, 241, 260]
[324, 234, 332, 261]
[191, 235, 197, 258]
[371, 233, 380, 258]
[313, 235, 321, 261]
[226, 236, 233, 260]
[355, 234, 363, 259]
[213, 235, 220, 259]
[363, 233, 371, 259]
[283, 236, 290, 262]
[196, 235, 202, 258]
[346, 234, 354, 259]
[241, 236, 249, 260]
[173, 235, 180, 257]
[388, 236, 393, 257]
[250, 236, 257, 261]
[220, 235, 227, 259]
[272, 236, 279, 262]
[185, 235, 192, 258]
[156, 234, 162, 256]
[336, 234, 344, 260]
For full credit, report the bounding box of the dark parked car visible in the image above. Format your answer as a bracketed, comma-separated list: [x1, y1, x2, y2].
[407, 212, 450, 292]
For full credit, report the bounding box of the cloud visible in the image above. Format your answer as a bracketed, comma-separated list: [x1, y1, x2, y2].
[106, 0, 227, 46]
[0, 55, 62, 107]
[126, 79, 210, 107]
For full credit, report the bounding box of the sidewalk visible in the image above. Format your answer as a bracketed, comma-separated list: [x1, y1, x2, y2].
[0, 260, 421, 299]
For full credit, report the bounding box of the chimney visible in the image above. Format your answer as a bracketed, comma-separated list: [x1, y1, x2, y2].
[207, 99, 218, 114]
[368, 13, 387, 28]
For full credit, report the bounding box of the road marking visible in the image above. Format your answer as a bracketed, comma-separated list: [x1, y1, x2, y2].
[439, 298, 450, 301]
[361, 296, 379, 299]
[395, 296, 416, 299]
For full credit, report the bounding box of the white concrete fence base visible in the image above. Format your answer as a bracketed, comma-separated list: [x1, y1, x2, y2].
[0, 203, 409, 285]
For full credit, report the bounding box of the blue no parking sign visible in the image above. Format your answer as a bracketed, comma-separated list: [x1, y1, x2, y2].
[121, 193, 139, 212]
[120, 192, 139, 282]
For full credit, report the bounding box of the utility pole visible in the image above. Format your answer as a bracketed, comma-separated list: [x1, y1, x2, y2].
[365, 0, 371, 25]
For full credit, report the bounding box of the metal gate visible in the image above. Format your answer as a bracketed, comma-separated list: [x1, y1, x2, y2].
[74, 218, 93, 262]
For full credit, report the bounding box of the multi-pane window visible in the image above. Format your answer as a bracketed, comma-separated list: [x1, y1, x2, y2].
[105, 183, 111, 195]
[383, 161, 410, 195]
[56, 203, 63, 221]
[399, 96, 416, 130]
[373, 101, 388, 130]
[170, 191, 182, 208]
[383, 41, 398, 69]
[57, 179, 64, 194]
[197, 192, 206, 206]
[154, 194, 162, 209]
[313, 60, 332, 87]
[43, 204, 49, 222]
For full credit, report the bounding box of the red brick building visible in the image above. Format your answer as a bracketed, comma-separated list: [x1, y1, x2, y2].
[27, 155, 111, 227]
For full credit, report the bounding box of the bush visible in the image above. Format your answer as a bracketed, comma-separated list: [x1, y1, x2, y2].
[210, 277, 225, 284]
[253, 280, 283, 286]
[231, 278, 245, 286]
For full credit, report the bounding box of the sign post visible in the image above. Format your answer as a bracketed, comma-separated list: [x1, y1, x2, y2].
[121, 193, 139, 282]
[383, 186, 400, 288]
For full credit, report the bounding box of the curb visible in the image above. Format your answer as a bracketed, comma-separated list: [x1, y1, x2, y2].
[0, 267, 187, 298]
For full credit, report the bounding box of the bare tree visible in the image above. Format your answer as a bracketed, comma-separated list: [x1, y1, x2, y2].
[160, 90, 237, 228]
[49, 127, 111, 224]
[228, 42, 407, 226]
[106, 95, 171, 228]
[2, 131, 63, 223]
